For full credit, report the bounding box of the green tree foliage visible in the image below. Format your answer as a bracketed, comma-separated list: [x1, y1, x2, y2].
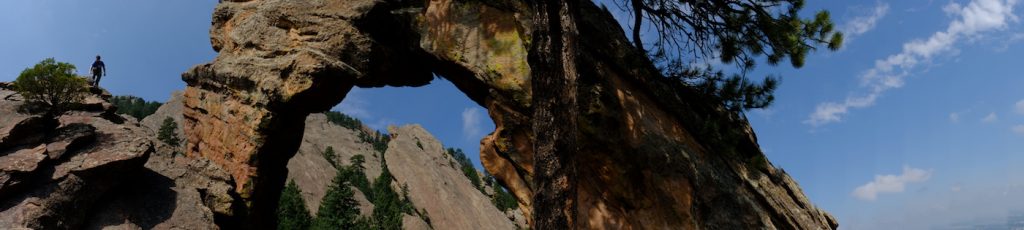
[324, 111, 362, 130]
[614, 0, 842, 111]
[322, 147, 337, 168]
[483, 173, 519, 212]
[447, 148, 483, 192]
[158, 117, 181, 147]
[341, 155, 372, 199]
[313, 168, 363, 230]
[302, 149, 416, 229]
[321, 111, 389, 154]
[110, 95, 163, 119]
[13, 58, 88, 115]
[278, 180, 313, 230]
[370, 169, 406, 230]
[359, 130, 390, 154]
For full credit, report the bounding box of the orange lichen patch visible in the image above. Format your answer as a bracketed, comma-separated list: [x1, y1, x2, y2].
[182, 87, 266, 194]
[419, 0, 531, 105]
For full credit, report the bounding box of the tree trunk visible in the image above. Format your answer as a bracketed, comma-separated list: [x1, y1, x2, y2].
[631, 0, 644, 50]
[529, 0, 580, 229]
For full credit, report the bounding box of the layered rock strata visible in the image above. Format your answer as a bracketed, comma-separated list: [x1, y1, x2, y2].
[181, 0, 838, 229]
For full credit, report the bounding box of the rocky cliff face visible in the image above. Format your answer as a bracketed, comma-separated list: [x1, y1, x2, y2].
[144, 91, 527, 229]
[385, 125, 526, 229]
[0, 86, 155, 229]
[181, 0, 837, 229]
[0, 85, 252, 229]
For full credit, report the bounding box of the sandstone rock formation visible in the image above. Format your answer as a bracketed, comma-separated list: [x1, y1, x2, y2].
[0, 87, 153, 229]
[385, 125, 521, 230]
[141, 90, 186, 149]
[181, 0, 838, 229]
[284, 113, 382, 215]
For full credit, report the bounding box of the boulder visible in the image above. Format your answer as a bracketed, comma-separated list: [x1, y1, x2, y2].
[0, 144, 47, 195]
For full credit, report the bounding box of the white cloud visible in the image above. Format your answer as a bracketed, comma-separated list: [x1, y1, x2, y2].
[461, 107, 484, 140]
[806, 0, 1019, 126]
[1013, 124, 1024, 134]
[982, 112, 999, 123]
[842, 2, 890, 41]
[1015, 99, 1024, 114]
[950, 112, 961, 123]
[853, 166, 933, 201]
[951, 185, 962, 192]
[336, 88, 371, 119]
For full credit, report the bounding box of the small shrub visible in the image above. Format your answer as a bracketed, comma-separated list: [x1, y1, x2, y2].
[158, 117, 181, 147]
[13, 58, 88, 116]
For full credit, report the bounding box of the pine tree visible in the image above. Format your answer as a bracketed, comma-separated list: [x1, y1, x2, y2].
[312, 167, 362, 230]
[370, 170, 404, 230]
[158, 117, 180, 147]
[322, 146, 337, 168]
[277, 180, 312, 230]
[344, 155, 371, 196]
[611, 0, 843, 112]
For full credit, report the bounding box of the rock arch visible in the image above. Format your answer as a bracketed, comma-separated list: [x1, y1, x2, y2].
[181, 0, 837, 229]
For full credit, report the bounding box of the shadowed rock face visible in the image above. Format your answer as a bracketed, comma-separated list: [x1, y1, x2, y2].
[0, 89, 155, 229]
[182, 0, 838, 229]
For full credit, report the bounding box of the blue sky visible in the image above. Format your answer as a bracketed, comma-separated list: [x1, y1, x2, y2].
[1, 1, 1023, 229]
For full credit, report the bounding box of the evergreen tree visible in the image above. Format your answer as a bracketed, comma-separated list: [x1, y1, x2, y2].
[322, 146, 337, 168]
[613, 0, 842, 111]
[110, 95, 162, 119]
[277, 180, 312, 230]
[483, 172, 519, 212]
[157, 117, 180, 147]
[324, 111, 363, 130]
[370, 170, 404, 230]
[492, 186, 519, 212]
[344, 155, 372, 197]
[313, 167, 362, 230]
[447, 148, 483, 191]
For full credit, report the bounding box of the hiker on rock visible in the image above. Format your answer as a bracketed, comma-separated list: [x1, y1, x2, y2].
[90, 55, 106, 87]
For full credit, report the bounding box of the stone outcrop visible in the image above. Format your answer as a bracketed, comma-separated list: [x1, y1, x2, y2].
[385, 125, 521, 230]
[181, 0, 838, 229]
[139, 91, 528, 228]
[141, 90, 186, 150]
[284, 113, 382, 215]
[0, 88, 154, 229]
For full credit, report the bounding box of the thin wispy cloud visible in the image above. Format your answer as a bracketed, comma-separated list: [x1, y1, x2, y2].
[841, 2, 890, 41]
[1013, 124, 1024, 134]
[982, 112, 999, 123]
[336, 88, 371, 119]
[806, 0, 1020, 126]
[950, 112, 961, 123]
[461, 107, 484, 140]
[1015, 99, 1024, 114]
[853, 166, 933, 201]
